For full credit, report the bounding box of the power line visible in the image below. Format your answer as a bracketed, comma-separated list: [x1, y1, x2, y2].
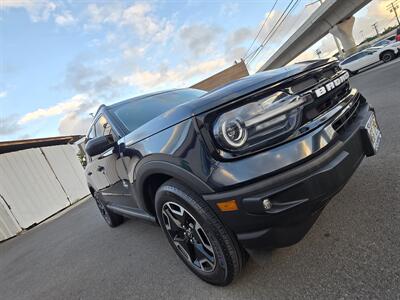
[244, 0, 279, 60]
[386, 0, 400, 26]
[246, 0, 296, 63]
[382, 16, 396, 29]
[247, 0, 301, 65]
[262, 0, 302, 46]
[250, 0, 302, 64]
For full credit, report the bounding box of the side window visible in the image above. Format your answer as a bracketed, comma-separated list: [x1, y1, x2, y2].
[344, 53, 365, 64]
[342, 56, 354, 64]
[349, 54, 359, 61]
[94, 115, 114, 139]
[357, 52, 369, 59]
[87, 127, 95, 140]
[342, 58, 350, 65]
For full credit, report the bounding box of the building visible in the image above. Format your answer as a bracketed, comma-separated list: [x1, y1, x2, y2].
[0, 135, 89, 241]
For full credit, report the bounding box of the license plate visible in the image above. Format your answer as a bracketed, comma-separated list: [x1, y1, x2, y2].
[365, 113, 381, 154]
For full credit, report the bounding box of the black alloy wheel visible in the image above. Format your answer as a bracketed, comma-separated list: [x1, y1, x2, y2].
[162, 201, 216, 272]
[155, 179, 246, 286]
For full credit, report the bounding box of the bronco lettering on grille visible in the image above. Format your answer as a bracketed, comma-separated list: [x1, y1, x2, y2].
[313, 71, 350, 98]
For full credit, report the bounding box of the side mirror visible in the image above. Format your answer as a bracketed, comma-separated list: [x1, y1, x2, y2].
[85, 135, 115, 157]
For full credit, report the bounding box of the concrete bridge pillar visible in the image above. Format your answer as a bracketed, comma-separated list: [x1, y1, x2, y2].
[329, 16, 357, 56]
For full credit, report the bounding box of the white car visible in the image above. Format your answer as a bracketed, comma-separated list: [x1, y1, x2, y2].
[339, 43, 399, 74]
[371, 39, 392, 47]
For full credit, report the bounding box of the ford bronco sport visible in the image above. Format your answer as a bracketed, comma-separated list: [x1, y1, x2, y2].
[84, 58, 381, 285]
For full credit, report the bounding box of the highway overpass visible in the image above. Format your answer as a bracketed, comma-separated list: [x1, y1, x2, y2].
[258, 0, 373, 71]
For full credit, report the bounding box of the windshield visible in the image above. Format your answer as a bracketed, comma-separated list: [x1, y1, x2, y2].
[110, 89, 206, 132]
[373, 40, 390, 47]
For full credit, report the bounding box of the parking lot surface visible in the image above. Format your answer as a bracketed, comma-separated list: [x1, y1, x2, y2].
[1, 60, 399, 300]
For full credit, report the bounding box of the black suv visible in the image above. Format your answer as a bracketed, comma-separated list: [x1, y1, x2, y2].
[84, 59, 381, 286]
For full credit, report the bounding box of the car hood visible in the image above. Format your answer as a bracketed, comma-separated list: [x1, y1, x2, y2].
[192, 58, 337, 114]
[123, 58, 337, 144]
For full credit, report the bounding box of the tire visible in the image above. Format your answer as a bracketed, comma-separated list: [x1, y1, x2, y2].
[381, 51, 395, 63]
[155, 179, 246, 286]
[94, 191, 124, 227]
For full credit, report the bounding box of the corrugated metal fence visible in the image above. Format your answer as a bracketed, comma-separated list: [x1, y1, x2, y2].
[0, 144, 89, 241]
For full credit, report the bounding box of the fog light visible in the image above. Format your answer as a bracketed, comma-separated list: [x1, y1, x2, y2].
[262, 198, 272, 210]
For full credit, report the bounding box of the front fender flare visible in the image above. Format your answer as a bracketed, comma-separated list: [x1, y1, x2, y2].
[134, 160, 214, 212]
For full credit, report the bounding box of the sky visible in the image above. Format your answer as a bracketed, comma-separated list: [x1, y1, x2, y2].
[0, 0, 396, 141]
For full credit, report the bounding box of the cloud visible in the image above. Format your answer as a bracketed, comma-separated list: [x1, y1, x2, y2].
[0, 115, 21, 136]
[180, 24, 223, 56]
[63, 59, 121, 99]
[1, 0, 56, 22]
[18, 94, 97, 124]
[54, 11, 76, 26]
[226, 46, 247, 63]
[353, 0, 395, 41]
[86, 3, 122, 26]
[58, 112, 93, 135]
[225, 27, 253, 49]
[123, 58, 227, 91]
[224, 27, 253, 62]
[16, 93, 99, 136]
[85, 3, 174, 43]
[220, 2, 239, 16]
[16, 134, 32, 140]
[0, 91, 7, 98]
[122, 46, 148, 59]
[121, 3, 155, 32]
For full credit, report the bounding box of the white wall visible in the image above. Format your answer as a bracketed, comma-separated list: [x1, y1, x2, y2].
[41, 145, 89, 204]
[0, 144, 89, 241]
[0, 196, 21, 241]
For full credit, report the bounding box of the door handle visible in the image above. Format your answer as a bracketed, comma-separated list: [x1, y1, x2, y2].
[88, 172, 92, 176]
[97, 166, 105, 172]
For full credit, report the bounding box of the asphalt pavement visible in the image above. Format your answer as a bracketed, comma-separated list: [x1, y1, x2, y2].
[1, 60, 399, 300]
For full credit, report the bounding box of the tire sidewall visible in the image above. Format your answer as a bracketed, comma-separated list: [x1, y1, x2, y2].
[382, 52, 394, 62]
[155, 183, 235, 285]
[94, 191, 123, 227]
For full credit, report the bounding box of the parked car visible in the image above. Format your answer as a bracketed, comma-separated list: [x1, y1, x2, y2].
[84, 59, 381, 285]
[387, 35, 396, 41]
[339, 43, 399, 74]
[396, 27, 400, 41]
[371, 39, 392, 47]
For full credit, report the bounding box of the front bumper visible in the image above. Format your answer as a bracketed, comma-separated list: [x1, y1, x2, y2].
[204, 99, 379, 249]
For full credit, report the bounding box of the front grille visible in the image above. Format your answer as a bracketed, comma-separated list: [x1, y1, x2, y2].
[292, 65, 351, 124]
[303, 81, 350, 121]
[290, 66, 340, 94]
[332, 96, 362, 133]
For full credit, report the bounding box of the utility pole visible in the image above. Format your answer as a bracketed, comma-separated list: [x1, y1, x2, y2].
[315, 49, 322, 59]
[386, 0, 400, 26]
[372, 22, 379, 36]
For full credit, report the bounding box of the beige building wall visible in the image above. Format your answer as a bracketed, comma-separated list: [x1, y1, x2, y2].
[191, 60, 249, 91]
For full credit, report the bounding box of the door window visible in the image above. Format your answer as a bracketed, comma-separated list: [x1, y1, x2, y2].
[95, 115, 114, 139]
[87, 127, 95, 140]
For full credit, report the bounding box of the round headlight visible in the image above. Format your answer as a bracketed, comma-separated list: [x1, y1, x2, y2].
[219, 118, 248, 148]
